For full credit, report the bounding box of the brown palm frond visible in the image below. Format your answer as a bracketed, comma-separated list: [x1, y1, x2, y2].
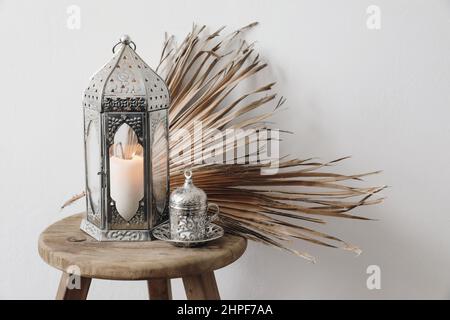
[160, 23, 385, 261]
[61, 191, 86, 210]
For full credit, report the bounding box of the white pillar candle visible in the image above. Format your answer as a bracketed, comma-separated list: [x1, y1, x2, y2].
[110, 155, 144, 221]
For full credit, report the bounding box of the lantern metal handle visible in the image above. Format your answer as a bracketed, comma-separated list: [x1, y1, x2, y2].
[112, 34, 137, 53]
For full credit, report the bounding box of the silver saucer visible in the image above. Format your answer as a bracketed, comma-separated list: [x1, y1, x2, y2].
[152, 222, 224, 247]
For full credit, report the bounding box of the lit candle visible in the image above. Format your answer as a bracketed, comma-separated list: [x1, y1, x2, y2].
[110, 154, 144, 221]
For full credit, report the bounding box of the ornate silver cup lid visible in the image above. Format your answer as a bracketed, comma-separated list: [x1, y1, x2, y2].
[169, 170, 207, 210]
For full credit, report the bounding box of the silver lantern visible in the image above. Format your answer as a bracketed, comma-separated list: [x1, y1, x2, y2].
[80, 35, 170, 241]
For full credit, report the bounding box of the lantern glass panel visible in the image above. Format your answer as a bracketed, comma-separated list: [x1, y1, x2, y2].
[151, 115, 168, 215]
[85, 120, 101, 215]
[108, 123, 144, 222]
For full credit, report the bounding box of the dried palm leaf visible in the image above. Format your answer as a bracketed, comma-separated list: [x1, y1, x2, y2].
[61, 191, 86, 210]
[160, 23, 385, 262]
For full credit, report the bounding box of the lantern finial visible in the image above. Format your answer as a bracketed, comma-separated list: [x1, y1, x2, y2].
[120, 34, 131, 45]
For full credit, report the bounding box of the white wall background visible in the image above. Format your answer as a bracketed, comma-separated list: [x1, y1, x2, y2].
[0, 0, 449, 299]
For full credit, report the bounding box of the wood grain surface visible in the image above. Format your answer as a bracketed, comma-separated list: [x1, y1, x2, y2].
[38, 213, 247, 280]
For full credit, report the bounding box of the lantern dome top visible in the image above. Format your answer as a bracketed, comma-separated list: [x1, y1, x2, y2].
[83, 35, 170, 113]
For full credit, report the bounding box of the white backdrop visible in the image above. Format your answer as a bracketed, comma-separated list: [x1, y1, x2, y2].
[1, 0, 449, 299]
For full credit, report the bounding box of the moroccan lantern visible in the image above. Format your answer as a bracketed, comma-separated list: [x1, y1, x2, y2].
[80, 35, 170, 241]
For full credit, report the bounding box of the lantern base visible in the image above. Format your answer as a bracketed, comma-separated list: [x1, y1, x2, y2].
[80, 218, 154, 241]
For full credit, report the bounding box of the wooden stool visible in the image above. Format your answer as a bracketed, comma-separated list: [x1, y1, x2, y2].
[38, 214, 247, 300]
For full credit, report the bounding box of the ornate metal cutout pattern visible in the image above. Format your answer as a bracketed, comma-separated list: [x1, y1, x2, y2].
[83, 44, 169, 112]
[170, 212, 208, 241]
[144, 73, 170, 111]
[106, 114, 144, 145]
[152, 222, 224, 247]
[104, 46, 146, 96]
[106, 230, 146, 241]
[81, 219, 150, 241]
[109, 200, 146, 230]
[83, 51, 122, 111]
[103, 97, 146, 112]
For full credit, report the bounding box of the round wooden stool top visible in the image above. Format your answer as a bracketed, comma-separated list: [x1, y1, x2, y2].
[38, 214, 247, 280]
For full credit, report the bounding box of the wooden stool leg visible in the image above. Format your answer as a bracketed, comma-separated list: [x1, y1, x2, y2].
[147, 278, 172, 300]
[56, 272, 91, 300]
[182, 272, 220, 300]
